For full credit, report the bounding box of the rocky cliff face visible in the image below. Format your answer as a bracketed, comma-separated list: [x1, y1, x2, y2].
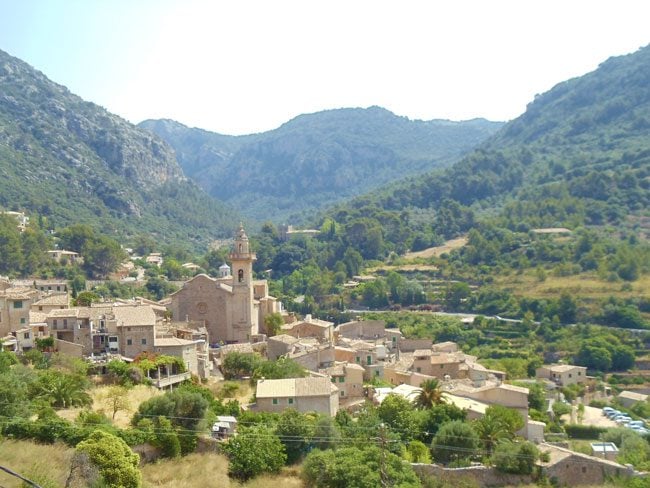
[0, 49, 238, 246]
[140, 108, 504, 221]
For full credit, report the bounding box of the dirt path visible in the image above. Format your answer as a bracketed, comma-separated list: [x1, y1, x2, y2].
[404, 236, 468, 259]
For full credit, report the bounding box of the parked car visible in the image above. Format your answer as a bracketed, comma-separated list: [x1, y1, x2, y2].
[606, 410, 622, 419]
[614, 415, 632, 424]
[602, 407, 615, 415]
[628, 420, 646, 428]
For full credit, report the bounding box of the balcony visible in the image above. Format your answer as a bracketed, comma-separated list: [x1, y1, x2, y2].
[152, 371, 191, 389]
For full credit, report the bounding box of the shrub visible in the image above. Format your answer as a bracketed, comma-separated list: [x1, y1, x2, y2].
[564, 424, 607, 439]
[492, 440, 539, 474]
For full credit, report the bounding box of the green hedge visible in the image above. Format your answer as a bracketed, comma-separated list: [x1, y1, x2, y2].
[564, 424, 607, 439]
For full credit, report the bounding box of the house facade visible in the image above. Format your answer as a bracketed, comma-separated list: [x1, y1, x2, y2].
[255, 377, 339, 416]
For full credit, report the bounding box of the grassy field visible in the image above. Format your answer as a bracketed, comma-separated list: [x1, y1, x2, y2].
[495, 271, 650, 301]
[57, 384, 163, 428]
[0, 439, 73, 488]
[404, 237, 468, 259]
[0, 439, 304, 488]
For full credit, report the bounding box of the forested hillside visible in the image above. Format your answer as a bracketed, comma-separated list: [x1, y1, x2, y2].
[140, 108, 503, 221]
[242, 46, 650, 332]
[354, 45, 650, 231]
[0, 49, 239, 247]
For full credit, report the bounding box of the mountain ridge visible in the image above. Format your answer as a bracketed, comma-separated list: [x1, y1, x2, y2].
[0, 48, 240, 247]
[139, 108, 504, 222]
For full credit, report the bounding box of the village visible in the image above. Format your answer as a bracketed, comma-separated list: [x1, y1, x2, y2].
[1, 223, 648, 486]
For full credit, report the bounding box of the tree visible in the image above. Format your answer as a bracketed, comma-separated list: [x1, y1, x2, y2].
[431, 420, 480, 464]
[221, 352, 261, 379]
[414, 378, 445, 409]
[102, 386, 131, 420]
[75, 430, 141, 488]
[445, 282, 471, 311]
[474, 405, 524, 455]
[275, 409, 313, 464]
[303, 446, 421, 488]
[75, 291, 99, 307]
[264, 312, 284, 337]
[31, 370, 92, 408]
[492, 441, 539, 474]
[83, 235, 127, 278]
[223, 425, 286, 480]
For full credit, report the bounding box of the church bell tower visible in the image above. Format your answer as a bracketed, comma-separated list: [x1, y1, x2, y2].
[229, 223, 257, 340]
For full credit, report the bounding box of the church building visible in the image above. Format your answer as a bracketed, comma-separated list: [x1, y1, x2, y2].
[169, 224, 280, 344]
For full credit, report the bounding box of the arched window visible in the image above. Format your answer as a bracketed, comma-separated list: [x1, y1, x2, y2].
[239, 244, 243, 253]
[238, 269, 244, 282]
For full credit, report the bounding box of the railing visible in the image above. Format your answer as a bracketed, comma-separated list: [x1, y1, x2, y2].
[152, 372, 191, 389]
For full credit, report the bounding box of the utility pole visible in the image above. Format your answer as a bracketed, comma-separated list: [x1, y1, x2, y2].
[379, 422, 390, 488]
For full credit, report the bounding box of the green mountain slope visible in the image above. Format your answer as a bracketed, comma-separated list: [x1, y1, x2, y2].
[356, 45, 650, 231]
[0, 49, 239, 246]
[139, 108, 503, 222]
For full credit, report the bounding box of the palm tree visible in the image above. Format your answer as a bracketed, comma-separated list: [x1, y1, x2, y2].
[414, 378, 446, 409]
[474, 415, 509, 455]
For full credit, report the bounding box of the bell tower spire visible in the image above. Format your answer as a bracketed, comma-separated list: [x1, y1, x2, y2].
[228, 223, 258, 341]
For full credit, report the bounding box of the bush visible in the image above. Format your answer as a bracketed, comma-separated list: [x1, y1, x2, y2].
[564, 424, 607, 439]
[223, 425, 286, 480]
[76, 430, 141, 488]
[492, 441, 539, 474]
[431, 421, 480, 464]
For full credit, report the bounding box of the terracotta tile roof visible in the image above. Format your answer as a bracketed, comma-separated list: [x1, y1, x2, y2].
[155, 337, 196, 347]
[33, 293, 69, 306]
[113, 305, 156, 327]
[256, 377, 337, 398]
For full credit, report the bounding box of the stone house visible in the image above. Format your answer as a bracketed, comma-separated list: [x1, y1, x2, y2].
[320, 362, 365, 402]
[536, 364, 587, 386]
[47, 249, 82, 265]
[154, 337, 200, 377]
[617, 390, 648, 408]
[540, 443, 636, 485]
[335, 319, 403, 350]
[281, 314, 333, 342]
[31, 293, 69, 313]
[0, 286, 39, 336]
[254, 377, 339, 416]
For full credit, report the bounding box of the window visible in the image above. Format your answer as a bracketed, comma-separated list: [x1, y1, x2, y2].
[340, 391, 345, 397]
[63, 319, 68, 327]
[272, 398, 278, 405]
[39, 306, 43, 311]
[141, 338, 147, 345]
[338, 377, 345, 383]
[392, 336, 396, 342]
[24, 332, 30, 339]
[581, 467, 586, 474]
[127, 339, 132, 346]
[578, 371, 581, 376]
[288, 398, 294, 405]
[416, 367, 421, 373]
[331, 377, 335, 383]
[13, 301, 23, 309]
[238, 269, 244, 282]
[440, 364, 444, 369]
[374, 370, 380, 376]
[56, 286, 61, 291]
[366, 355, 372, 365]
[569, 374, 572, 378]
[355, 356, 360, 363]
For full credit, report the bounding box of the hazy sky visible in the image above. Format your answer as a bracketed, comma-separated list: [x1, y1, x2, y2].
[1, 0, 649, 135]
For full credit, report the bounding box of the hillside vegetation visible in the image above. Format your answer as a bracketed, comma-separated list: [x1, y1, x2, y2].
[0, 49, 239, 248]
[140, 108, 503, 221]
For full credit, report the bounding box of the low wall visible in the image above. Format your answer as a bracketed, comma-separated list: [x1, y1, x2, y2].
[412, 463, 533, 488]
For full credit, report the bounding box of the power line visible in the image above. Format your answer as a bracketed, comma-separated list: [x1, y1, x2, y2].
[0, 465, 42, 488]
